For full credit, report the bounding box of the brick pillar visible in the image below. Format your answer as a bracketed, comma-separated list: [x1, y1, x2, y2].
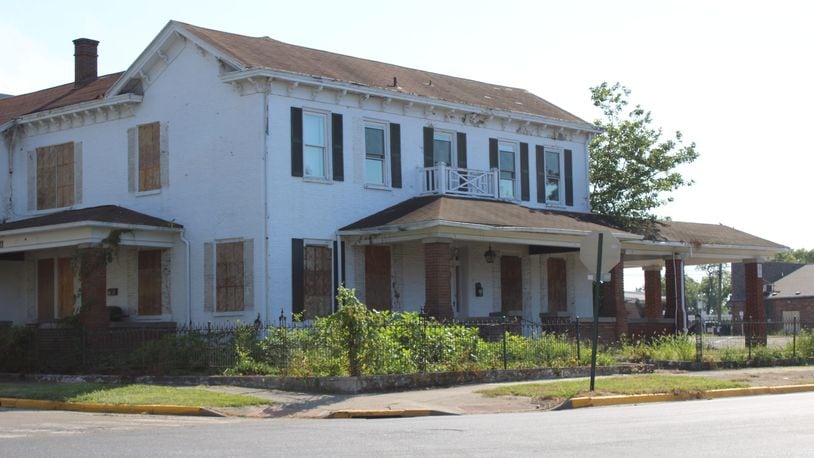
[744, 261, 767, 346]
[610, 261, 627, 338]
[643, 266, 662, 319]
[664, 257, 685, 333]
[424, 242, 452, 321]
[79, 249, 109, 331]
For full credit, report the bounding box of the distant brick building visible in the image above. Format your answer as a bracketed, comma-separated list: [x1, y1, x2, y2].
[729, 262, 805, 323]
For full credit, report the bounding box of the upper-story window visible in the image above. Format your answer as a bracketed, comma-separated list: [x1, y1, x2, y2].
[498, 141, 516, 199]
[364, 122, 388, 186]
[545, 149, 562, 203]
[36, 142, 76, 210]
[127, 122, 168, 194]
[432, 131, 455, 166]
[303, 112, 329, 178]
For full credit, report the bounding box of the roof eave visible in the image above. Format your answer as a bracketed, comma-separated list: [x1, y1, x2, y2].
[221, 68, 602, 134]
[4, 93, 143, 131]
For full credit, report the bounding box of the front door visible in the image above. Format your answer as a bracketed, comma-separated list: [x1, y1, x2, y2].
[500, 256, 522, 316]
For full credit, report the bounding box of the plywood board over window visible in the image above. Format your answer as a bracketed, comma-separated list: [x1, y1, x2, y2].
[36, 142, 74, 210]
[216, 241, 245, 312]
[365, 245, 391, 311]
[501, 256, 523, 315]
[138, 122, 161, 191]
[304, 245, 332, 319]
[547, 258, 567, 313]
[138, 250, 162, 316]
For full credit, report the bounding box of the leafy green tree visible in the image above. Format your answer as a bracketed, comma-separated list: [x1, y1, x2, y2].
[773, 248, 814, 264]
[589, 82, 699, 226]
[696, 264, 731, 318]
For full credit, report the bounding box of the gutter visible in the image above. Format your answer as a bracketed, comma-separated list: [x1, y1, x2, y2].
[262, 81, 271, 323]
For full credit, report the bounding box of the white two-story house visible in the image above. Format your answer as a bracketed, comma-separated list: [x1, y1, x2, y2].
[0, 21, 785, 337]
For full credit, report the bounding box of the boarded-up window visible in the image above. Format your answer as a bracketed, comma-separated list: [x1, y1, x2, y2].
[36, 142, 74, 209]
[37, 259, 55, 321]
[138, 250, 163, 315]
[304, 245, 332, 319]
[57, 257, 75, 318]
[547, 258, 567, 313]
[500, 256, 522, 315]
[138, 122, 161, 191]
[365, 245, 391, 311]
[216, 241, 245, 312]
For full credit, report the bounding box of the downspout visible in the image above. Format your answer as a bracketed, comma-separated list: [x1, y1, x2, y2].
[672, 252, 679, 334]
[2, 121, 20, 221]
[262, 80, 271, 323]
[180, 228, 192, 326]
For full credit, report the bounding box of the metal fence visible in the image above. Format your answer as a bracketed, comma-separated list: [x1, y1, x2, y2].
[0, 317, 590, 376]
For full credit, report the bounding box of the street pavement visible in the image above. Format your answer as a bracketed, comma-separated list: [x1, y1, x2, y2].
[3, 391, 814, 456]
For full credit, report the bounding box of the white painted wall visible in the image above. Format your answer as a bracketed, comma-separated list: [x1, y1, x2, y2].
[0, 30, 596, 325]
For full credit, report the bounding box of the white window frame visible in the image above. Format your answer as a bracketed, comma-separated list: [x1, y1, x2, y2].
[544, 147, 564, 205]
[363, 120, 390, 188]
[432, 130, 456, 167]
[302, 110, 331, 180]
[497, 140, 518, 200]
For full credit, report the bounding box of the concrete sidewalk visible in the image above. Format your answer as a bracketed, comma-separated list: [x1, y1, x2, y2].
[205, 366, 814, 418]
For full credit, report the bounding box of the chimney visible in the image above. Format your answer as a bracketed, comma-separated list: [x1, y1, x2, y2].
[73, 38, 99, 87]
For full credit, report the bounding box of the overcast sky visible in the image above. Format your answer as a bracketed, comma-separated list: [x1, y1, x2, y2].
[2, 0, 811, 288]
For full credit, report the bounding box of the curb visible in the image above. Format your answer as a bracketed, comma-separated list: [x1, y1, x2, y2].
[0, 397, 223, 417]
[569, 384, 814, 409]
[327, 409, 444, 419]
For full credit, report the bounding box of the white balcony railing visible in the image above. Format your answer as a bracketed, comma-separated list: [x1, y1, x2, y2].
[421, 163, 499, 199]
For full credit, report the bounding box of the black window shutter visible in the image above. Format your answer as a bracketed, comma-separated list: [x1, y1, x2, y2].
[520, 142, 529, 201]
[390, 123, 402, 188]
[332, 241, 339, 312]
[290, 107, 303, 177]
[489, 138, 498, 169]
[536, 145, 546, 203]
[456, 132, 467, 168]
[291, 238, 304, 314]
[332, 113, 344, 181]
[564, 149, 574, 206]
[423, 127, 434, 167]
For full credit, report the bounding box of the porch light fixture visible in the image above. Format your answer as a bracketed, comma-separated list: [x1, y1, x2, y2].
[484, 245, 496, 264]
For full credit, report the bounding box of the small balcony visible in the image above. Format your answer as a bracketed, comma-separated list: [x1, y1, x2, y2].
[421, 163, 502, 199]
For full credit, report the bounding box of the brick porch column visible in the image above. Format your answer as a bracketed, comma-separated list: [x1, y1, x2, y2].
[424, 241, 452, 321]
[611, 261, 627, 338]
[79, 248, 109, 331]
[643, 265, 663, 319]
[600, 260, 626, 336]
[743, 260, 767, 346]
[664, 256, 686, 333]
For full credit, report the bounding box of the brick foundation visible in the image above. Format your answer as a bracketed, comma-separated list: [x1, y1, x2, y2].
[643, 266, 662, 319]
[79, 249, 109, 331]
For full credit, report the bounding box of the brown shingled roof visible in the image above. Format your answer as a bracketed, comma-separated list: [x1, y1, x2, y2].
[0, 205, 181, 233]
[0, 72, 123, 125]
[178, 22, 588, 124]
[340, 195, 629, 235]
[767, 264, 814, 299]
[648, 220, 786, 249]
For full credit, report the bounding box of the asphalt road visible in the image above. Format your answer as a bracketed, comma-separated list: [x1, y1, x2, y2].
[2, 392, 814, 457]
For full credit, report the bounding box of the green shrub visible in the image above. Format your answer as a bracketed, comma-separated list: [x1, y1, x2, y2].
[0, 326, 35, 372]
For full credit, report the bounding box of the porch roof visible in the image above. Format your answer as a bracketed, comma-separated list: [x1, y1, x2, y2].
[339, 196, 787, 263]
[0, 205, 182, 253]
[339, 195, 636, 239]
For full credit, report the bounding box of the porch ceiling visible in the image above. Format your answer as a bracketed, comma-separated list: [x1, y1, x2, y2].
[0, 205, 182, 253]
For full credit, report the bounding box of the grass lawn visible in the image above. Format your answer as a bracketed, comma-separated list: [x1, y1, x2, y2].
[0, 383, 269, 407]
[478, 374, 747, 402]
